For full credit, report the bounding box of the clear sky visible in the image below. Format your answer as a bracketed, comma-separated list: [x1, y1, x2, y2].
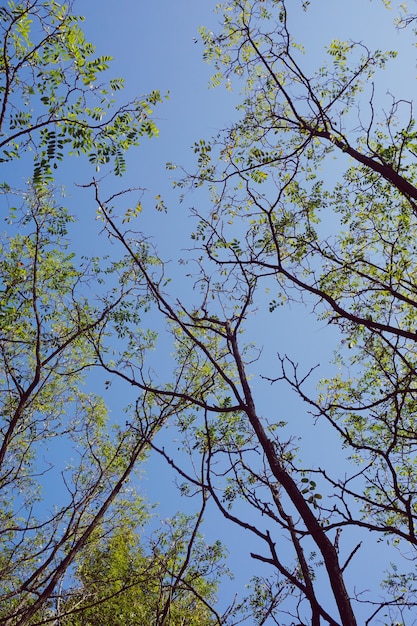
[18, 0, 417, 622]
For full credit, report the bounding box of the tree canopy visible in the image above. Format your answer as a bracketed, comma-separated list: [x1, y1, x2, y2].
[0, 2, 224, 625]
[0, 0, 160, 183]
[2, 0, 417, 625]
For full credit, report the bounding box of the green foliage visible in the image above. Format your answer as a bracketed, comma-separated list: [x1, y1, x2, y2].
[0, 0, 161, 184]
[60, 513, 224, 626]
[0, 188, 103, 619]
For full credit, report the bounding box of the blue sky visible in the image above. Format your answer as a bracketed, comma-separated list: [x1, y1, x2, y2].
[7, 0, 417, 622]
